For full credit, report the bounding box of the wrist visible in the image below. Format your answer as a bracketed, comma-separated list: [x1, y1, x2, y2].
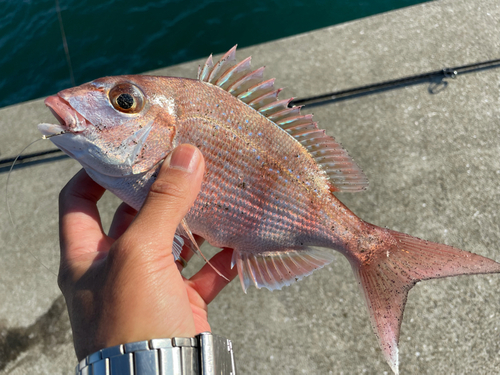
[76, 332, 236, 375]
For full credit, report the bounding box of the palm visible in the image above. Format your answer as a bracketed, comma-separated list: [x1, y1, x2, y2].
[58, 169, 237, 360]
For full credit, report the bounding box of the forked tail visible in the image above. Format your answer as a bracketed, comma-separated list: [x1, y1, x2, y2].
[350, 226, 500, 375]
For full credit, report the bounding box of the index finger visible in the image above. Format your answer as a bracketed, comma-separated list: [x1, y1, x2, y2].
[59, 169, 109, 267]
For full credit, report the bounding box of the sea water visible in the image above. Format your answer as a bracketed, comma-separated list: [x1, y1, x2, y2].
[0, 0, 428, 108]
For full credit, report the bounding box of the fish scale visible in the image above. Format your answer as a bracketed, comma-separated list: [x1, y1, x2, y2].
[173, 81, 345, 248]
[39, 46, 500, 375]
[183, 122, 336, 251]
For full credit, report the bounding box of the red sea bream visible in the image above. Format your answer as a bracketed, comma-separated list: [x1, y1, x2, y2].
[38, 46, 500, 374]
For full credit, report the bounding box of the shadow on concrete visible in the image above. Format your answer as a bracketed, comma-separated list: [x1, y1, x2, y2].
[0, 295, 69, 371]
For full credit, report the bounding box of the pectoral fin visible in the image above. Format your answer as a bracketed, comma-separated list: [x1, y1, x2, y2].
[178, 219, 229, 281]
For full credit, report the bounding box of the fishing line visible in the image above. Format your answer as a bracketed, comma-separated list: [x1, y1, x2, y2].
[55, 0, 76, 87]
[5, 137, 63, 276]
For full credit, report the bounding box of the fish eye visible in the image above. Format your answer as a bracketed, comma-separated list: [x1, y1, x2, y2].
[109, 83, 145, 114]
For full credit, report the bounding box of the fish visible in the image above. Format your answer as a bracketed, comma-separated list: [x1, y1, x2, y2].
[38, 46, 500, 374]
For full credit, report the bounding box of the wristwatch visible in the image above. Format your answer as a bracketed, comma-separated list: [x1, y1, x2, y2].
[75, 332, 236, 375]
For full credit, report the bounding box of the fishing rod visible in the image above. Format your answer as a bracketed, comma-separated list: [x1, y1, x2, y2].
[1, 56, 499, 173]
[290, 57, 500, 107]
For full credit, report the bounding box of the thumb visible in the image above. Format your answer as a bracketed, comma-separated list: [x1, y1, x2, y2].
[118, 144, 205, 258]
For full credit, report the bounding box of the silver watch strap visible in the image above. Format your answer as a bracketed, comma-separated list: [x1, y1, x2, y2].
[75, 332, 236, 375]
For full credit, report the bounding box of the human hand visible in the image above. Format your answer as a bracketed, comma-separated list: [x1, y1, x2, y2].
[57, 144, 238, 361]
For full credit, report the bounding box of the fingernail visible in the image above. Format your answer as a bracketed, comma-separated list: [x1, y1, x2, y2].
[168, 144, 199, 173]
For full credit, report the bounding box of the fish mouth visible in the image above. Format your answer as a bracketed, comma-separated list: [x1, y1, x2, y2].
[39, 95, 91, 136]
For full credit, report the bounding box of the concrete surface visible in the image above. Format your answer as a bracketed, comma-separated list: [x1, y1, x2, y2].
[1, 0, 500, 373]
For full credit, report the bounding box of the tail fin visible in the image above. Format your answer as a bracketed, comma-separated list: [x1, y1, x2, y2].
[350, 227, 500, 375]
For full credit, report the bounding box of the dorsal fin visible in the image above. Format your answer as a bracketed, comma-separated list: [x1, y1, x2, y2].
[198, 46, 368, 192]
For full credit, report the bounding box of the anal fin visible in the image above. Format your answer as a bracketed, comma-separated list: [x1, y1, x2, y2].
[232, 247, 334, 292]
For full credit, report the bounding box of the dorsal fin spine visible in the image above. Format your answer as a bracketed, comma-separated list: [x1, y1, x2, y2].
[198, 54, 214, 81]
[259, 98, 295, 116]
[207, 45, 237, 83]
[278, 115, 314, 128]
[248, 88, 282, 110]
[237, 78, 276, 103]
[286, 125, 318, 137]
[215, 56, 252, 89]
[202, 46, 369, 192]
[290, 129, 324, 138]
[268, 106, 302, 121]
[294, 129, 326, 138]
[284, 124, 317, 134]
[301, 137, 333, 146]
[227, 67, 266, 96]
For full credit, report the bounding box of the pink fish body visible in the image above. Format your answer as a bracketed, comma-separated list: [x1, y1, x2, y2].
[38, 47, 500, 374]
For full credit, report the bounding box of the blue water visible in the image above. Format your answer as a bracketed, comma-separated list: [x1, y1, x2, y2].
[0, 0, 428, 108]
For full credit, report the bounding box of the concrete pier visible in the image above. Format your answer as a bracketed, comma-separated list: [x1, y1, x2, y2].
[1, 0, 499, 373]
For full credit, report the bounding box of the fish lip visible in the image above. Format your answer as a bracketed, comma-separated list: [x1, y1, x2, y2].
[44, 95, 91, 134]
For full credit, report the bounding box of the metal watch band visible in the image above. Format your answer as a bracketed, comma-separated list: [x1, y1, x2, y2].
[75, 332, 236, 375]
